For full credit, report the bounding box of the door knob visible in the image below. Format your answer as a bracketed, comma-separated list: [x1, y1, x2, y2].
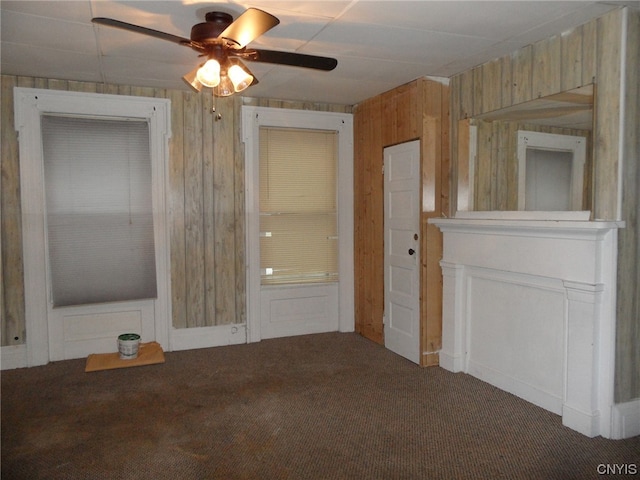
[408, 248, 415, 256]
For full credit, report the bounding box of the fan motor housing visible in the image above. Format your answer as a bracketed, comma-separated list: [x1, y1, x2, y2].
[191, 12, 233, 43]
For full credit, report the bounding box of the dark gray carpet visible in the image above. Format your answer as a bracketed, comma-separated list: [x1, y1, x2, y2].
[2, 332, 638, 479]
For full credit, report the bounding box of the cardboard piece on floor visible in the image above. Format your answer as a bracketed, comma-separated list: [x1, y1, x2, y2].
[85, 341, 165, 372]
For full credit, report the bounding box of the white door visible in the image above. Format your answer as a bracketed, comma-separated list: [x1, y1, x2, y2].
[384, 140, 421, 364]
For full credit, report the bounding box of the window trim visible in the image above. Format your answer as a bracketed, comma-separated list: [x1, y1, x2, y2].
[517, 130, 586, 212]
[14, 87, 172, 366]
[242, 106, 354, 342]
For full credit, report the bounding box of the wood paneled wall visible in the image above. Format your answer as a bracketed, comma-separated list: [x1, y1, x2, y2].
[0, 74, 351, 347]
[615, 8, 640, 404]
[448, 7, 640, 403]
[450, 8, 623, 219]
[353, 78, 449, 366]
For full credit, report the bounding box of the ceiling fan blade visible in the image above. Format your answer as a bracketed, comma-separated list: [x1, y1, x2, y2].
[92, 17, 203, 51]
[243, 49, 337, 71]
[219, 8, 279, 48]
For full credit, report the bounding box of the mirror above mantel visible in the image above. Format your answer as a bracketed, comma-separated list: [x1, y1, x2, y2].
[459, 84, 594, 215]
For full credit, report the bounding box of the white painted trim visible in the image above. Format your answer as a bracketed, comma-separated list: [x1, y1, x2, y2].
[242, 106, 354, 343]
[432, 217, 623, 438]
[454, 210, 591, 221]
[439, 261, 466, 372]
[170, 324, 248, 352]
[611, 399, 640, 439]
[516, 130, 586, 212]
[1, 345, 28, 370]
[470, 359, 564, 415]
[13, 88, 172, 365]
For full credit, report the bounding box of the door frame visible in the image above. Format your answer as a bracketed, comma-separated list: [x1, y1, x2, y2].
[14, 88, 172, 366]
[242, 106, 354, 342]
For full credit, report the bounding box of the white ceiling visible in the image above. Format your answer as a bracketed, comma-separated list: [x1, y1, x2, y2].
[1, 1, 637, 105]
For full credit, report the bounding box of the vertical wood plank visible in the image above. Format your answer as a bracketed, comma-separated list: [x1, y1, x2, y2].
[459, 70, 475, 119]
[1, 76, 25, 346]
[202, 92, 216, 326]
[505, 122, 519, 210]
[472, 66, 483, 116]
[475, 120, 493, 210]
[449, 75, 461, 214]
[421, 80, 441, 213]
[353, 102, 366, 337]
[440, 82, 451, 218]
[183, 92, 205, 327]
[46, 78, 67, 90]
[213, 97, 237, 325]
[421, 219, 442, 366]
[615, 8, 640, 403]
[420, 109, 445, 365]
[369, 97, 385, 344]
[532, 35, 562, 98]
[168, 90, 187, 329]
[456, 118, 472, 212]
[482, 59, 503, 113]
[68, 80, 97, 93]
[233, 97, 246, 324]
[561, 25, 584, 91]
[494, 121, 510, 210]
[582, 17, 598, 85]
[500, 55, 513, 109]
[512, 45, 533, 104]
[354, 95, 384, 343]
[594, 9, 622, 220]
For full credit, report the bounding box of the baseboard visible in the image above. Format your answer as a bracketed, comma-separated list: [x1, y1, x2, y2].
[1, 344, 28, 370]
[468, 360, 563, 415]
[611, 399, 640, 439]
[562, 404, 600, 438]
[170, 324, 247, 352]
[3, 324, 248, 368]
[439, 350, 464, 372]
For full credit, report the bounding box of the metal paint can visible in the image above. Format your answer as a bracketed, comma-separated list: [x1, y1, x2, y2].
[118, 333, 141, 360]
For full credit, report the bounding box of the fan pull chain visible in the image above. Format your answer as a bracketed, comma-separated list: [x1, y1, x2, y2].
[211, 91, 222, 120]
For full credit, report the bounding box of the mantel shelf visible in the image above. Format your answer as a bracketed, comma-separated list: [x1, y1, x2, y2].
[430, 217, 625, 240]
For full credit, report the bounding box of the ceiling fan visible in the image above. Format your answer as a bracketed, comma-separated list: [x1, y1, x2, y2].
[92, 7, 338, 97]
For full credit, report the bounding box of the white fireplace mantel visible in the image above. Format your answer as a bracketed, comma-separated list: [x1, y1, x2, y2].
[430, 216, 627, 438]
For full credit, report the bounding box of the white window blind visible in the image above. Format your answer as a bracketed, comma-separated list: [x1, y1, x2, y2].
[41, 115, 157, 307]
[259, 127, 338, 285]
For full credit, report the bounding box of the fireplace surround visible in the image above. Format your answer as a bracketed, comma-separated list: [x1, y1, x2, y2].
[430, 215, 627, 438]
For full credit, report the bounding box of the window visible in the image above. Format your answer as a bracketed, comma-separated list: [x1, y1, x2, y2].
[517, 131, 586, 211]
[243, 106, 354, 342]
[259, 127, 338, 285]
[14, 87, 172, 365]
[41, 115, 157, 306]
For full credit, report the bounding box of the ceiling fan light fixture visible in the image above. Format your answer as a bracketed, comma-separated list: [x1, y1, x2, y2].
[93, 9, 337, 98]
[215, 75, 235, 97]
[228, 63, 254, 93]
[196, 58, 221, 88]
[182, 67, 203, 92]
